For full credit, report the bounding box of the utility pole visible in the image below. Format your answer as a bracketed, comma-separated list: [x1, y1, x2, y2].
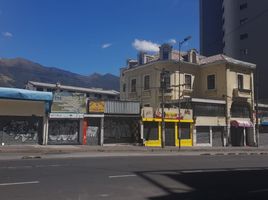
[160, 68, 166, 148]
[255, 68, 260, 147]
[178, 36, 192, 149]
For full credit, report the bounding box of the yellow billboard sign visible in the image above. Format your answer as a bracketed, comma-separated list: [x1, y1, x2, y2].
[88, 101, 105, 113]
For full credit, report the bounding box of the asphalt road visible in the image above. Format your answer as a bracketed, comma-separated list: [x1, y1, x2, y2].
[0, 155, 268, 200]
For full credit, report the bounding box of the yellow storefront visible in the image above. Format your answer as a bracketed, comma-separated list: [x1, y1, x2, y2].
[142, 118, 193, 147]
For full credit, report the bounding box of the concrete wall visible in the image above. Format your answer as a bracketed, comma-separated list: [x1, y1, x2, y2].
[195, 116, 226, 126]
[197, 63, 227, 99]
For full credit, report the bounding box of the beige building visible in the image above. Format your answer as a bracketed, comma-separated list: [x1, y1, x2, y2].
[120, 44, 256, 147]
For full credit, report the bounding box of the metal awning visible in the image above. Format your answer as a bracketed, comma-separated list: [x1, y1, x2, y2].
[231, 120, 253, 128]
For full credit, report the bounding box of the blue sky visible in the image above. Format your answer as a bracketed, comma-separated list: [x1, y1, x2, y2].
[0, 0, 199, 76]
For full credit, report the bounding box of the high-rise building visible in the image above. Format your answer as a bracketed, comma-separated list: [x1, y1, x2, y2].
[200, 0, 268, 99]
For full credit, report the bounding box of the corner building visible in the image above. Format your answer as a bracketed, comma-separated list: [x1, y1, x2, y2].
[120, 44, 256, 147]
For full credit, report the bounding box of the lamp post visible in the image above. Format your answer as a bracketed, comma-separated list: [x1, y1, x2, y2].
[178, 36, 191, 149]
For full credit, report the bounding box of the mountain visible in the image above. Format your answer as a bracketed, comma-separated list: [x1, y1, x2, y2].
[0, 58, 120, 91]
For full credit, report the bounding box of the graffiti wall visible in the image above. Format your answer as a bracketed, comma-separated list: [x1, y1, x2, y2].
[86, 118, 100, 145]
[104, 117, 140, 144]
[48, 119, 80, 144]
[0, 116, 43, 145]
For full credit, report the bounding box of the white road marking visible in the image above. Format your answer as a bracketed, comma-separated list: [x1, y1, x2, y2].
[248, 188, 268, 193]
[109, 174, 137, 178]
[0, 181, 39, 186]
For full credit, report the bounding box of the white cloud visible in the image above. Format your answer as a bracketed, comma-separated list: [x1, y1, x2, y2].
[2, 32, 13, 38]
[168, 38, 177, 45]
[132, 39, 160, 52]
[101, 43, 112, 49]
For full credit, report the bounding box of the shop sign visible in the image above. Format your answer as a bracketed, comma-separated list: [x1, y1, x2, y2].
[88, 100, 105, 113]
[141, 107, 154, 118]
[52, 92, 86, 113]
[155, 108, 192, 120]
[49, 113, 84, 119]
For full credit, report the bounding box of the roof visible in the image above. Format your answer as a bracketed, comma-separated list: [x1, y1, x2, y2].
[0, 87, 53, 102]
[27, 81, 119, 96]
[200, 54, 256, 69]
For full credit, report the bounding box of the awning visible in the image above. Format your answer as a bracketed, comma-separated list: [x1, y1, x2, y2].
[0, 87, 52, 102]
[231, 120, 253, 128]
[261, 117, 268, 126]
[261, 121, 268, 126]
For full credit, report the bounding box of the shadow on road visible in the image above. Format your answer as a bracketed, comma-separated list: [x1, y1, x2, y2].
[135, 167, 268, 200]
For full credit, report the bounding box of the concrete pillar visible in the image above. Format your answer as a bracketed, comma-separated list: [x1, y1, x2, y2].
[223, 126, 227, 147]
[243, 127, 246, 146]
[253, 125, 256, 145]
[79, 119, 84, 144]
[100, 117, 104, 146]
[227, 125, 231, 146]
[43, 116, 49, 145]
[140, 121, 144, 145]
[209, 126, 213, 146]
[193, 126, 197, 146]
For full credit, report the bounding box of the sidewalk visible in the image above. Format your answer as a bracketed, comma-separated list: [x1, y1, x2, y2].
[1, 144, 268, 155]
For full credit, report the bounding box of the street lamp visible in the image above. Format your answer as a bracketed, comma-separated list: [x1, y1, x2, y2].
[178, 36, 192, 149]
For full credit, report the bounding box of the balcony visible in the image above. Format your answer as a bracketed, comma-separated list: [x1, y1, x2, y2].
[142, 90, 151, 97]
[128, 92, 138, 99]
[233, 88, 251, 98]
[182, 89, 193, 98]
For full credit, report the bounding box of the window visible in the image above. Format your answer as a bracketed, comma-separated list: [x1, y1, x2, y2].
[240, 33, 248, 40]
[143, 122, 158, 140]
[94, 93, 102, 98]
[164, 72, 171, 92]
[192, 51, 197, 63]
[123, 83, 126, 92]
[240, 3, 247, 10]
[185, 74, 192, 90]
[163, 51, 169, 60]
[237, 74, 244, 90]
[207, 75, 215, 90]
[131, 79, 136, 92]
[194, 103, 225, 117]
[240, 18, 248, 25]
[36, 87, 43, 91]
[179, 123, 191, 139]
[240, 48, 248, 55]
[144, 75, 150, 90]
[231, 102, 250, 118]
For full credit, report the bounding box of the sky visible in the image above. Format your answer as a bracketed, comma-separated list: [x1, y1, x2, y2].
[0, 0, 199, 76]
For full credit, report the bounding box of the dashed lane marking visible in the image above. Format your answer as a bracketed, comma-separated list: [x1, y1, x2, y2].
[109, 174, 137, 178]
[0, 181, 39, 186]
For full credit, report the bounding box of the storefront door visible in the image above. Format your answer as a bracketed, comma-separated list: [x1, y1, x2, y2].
[165, 122, 175, 146]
